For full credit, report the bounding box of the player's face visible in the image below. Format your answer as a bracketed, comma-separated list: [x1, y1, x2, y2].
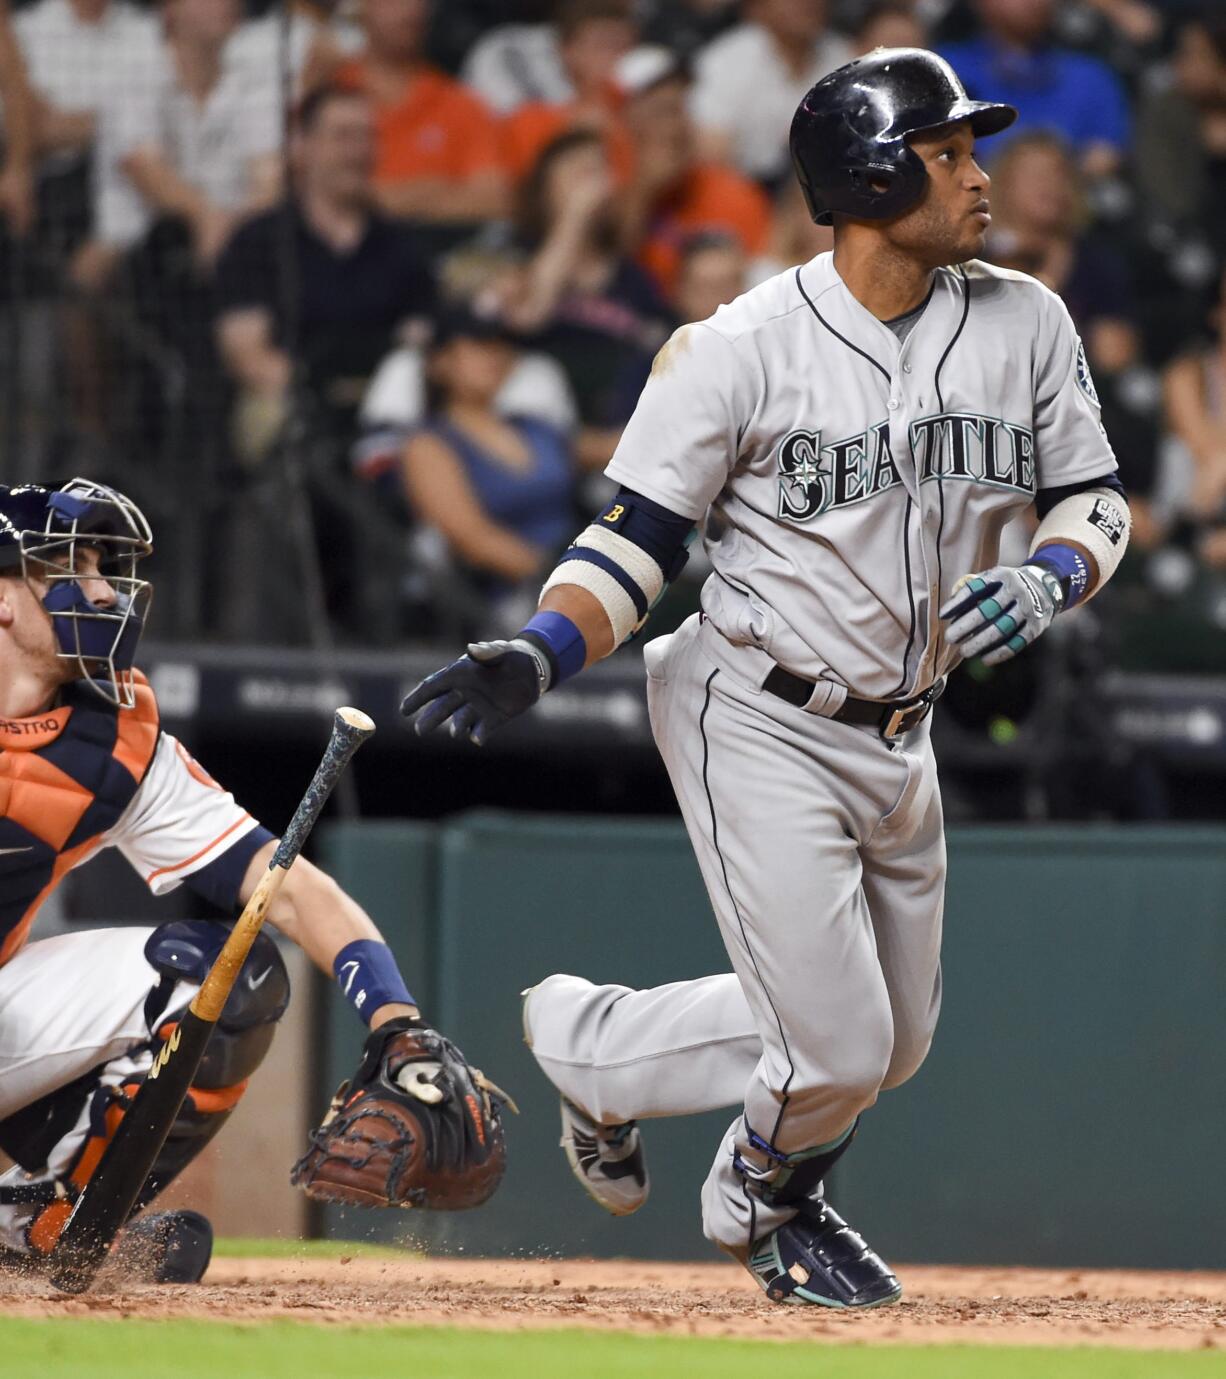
[2, 546, 119, 684]
[887, 123, 992, 268]
[28, 546, 118, 610]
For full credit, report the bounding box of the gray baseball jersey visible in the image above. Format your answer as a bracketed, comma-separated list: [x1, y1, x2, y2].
[606, 252, 1116, 700]
[527, 253, 1118, 1255]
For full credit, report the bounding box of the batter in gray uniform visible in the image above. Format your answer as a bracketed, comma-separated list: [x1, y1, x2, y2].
[402, 49, 1132, 1308]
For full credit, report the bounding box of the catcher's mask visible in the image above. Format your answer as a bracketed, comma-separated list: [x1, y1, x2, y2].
[0, 478, 153, 708]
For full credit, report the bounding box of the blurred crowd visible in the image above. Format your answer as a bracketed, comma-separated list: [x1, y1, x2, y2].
[0, 0, 1225, 660]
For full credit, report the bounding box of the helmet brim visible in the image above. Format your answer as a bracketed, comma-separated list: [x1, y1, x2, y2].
[909, 99, 1018, 142]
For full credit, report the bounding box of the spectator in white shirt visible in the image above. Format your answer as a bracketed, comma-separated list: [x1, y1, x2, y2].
[11, 0, 161, 249]
[13, 0, 162, 174]
[76, 0, 281, 290]
[689, 0, 852, 186]
[460, 18, 570, 116]
[226, 0, 357, 90]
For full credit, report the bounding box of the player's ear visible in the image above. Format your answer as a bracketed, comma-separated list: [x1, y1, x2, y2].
[0, 577, 15, 628]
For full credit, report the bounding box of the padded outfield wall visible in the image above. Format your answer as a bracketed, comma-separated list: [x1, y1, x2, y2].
[318, 816, 1226, 1269]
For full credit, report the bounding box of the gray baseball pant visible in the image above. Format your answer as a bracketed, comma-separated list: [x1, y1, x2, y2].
[526, 614, 945, 1252]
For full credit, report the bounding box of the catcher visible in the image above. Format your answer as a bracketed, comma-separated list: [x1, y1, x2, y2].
[0, 479, 508, 1283]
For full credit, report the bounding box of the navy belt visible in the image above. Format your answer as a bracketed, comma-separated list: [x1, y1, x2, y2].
[763, 667, 943, 740]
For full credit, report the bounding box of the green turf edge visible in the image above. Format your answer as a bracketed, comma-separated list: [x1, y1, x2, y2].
[5, 1319, 1226, 1379]
[211, 1236, 410, 1260]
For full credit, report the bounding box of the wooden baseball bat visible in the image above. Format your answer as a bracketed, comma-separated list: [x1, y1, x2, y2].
[49, 706, 376, 1294]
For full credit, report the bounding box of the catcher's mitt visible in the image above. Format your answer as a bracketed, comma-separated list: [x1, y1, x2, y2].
[290, 1018, 515, 1211]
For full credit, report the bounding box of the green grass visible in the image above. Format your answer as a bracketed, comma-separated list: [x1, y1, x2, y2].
[211, 1236, 408, 1261]
[4, 1320, 1226, 1379]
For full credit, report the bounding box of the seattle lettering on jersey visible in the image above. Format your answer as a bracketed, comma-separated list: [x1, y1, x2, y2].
[777, 412, 1035, 523]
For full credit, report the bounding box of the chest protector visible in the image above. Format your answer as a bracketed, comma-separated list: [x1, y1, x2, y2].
[0, 672, 159, 965]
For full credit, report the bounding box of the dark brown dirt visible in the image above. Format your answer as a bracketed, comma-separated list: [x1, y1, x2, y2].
[4, 1256, 1226, 1348]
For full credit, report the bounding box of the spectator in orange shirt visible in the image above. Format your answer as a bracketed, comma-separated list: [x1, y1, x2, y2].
[615, 47, 771, 297]
[503, 0, 638, 185]
[333, 0, 506, 225]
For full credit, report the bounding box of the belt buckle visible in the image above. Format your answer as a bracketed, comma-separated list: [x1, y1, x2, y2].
[881, 688, 935, 741]
[881, 705, 909, 741]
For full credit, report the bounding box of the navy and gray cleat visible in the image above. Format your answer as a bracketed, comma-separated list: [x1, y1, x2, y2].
[742, 1200, 901, 1308]
[558, 1098, 649, 1217]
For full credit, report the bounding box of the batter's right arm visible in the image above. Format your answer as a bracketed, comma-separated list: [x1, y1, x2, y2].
[402, 322, 745, 745]
[400, 489, 695, 745]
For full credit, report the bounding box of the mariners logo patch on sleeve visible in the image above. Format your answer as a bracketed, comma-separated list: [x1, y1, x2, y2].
[1074, 339, 1100, 407]
[1088, 497, 1126, 545]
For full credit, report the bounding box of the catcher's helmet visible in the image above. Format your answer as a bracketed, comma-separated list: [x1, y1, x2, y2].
[790, 48, 1016, 226]
[0, 478, 153, 708]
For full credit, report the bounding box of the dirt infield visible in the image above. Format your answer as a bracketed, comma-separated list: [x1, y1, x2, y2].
[4, 1255, 1226, 1350]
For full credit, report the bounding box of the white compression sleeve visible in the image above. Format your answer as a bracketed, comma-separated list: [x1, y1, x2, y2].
[540, 525, 666, 645]
[1029, 486, 1130, 600]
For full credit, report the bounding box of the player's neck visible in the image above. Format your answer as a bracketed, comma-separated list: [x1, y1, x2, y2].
[832, 237, 934, 323]
[0, 658, 59, 720]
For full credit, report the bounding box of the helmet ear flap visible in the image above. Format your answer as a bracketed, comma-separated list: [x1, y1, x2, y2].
[791, 152, 830, 225]
[847, 162, 898, 200]
[845, 147, 928, 221]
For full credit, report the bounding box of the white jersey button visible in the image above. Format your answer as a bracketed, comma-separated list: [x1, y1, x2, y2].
[903, 363, 913, 373]
[888, 398, 899, 409]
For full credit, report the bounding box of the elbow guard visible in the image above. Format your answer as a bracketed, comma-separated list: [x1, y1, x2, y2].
[541, 491, 695, 646]
[1027, 486, 1130, 608]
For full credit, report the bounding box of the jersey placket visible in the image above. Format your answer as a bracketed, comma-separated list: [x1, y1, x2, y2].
[887, 332, 940, 699]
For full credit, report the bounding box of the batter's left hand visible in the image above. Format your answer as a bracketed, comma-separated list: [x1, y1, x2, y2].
[939, 564, 1064, 666]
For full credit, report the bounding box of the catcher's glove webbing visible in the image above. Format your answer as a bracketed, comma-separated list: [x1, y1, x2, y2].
[290, 1018, 515, 1211]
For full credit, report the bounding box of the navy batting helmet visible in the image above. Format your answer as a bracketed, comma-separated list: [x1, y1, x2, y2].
[790, 48, 1016, 226]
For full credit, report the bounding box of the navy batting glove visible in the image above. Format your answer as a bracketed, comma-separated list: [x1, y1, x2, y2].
[939, 563, 1064, 667]
[400, 639, 550, 746]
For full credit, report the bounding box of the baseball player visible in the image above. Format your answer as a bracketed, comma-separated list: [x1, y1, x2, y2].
[403, 49, 1131, 1308]
[0, 479, 508, 1283]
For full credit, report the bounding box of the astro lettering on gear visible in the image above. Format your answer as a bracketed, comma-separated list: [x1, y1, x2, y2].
[0, 717, 61, 736]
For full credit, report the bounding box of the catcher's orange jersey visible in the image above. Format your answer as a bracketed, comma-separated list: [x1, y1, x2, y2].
[0, 673, 159, 965]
